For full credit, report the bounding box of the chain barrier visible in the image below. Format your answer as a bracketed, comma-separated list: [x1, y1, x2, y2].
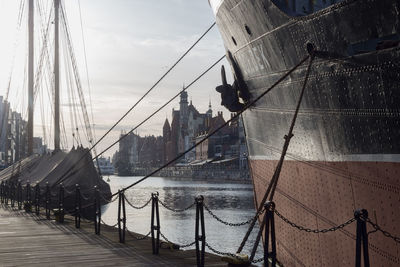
[204, 204, 263, 227]
[126, 228, 151, 240]
[79, 192, 91, 201]
[101, 219, 118, 228]
[275, 209, 356, 233]
[366, 218, 400, 244]
[159, 231, 196, 249]
[63, 187, 75, 195]
[99, 193, 118, 204]
[205, 241, 263, 264]
[158, 199, 195, 212]
[125, 196, 152, 210]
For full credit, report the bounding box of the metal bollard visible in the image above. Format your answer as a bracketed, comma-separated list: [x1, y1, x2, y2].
[25, 181, 32, 212]
[75, 184, 81, 228]
[151, 192, 160, 255]
[195, 195, 205, 267]
[45, 182, 51, 219]
[34, 184, 40, 215]
[57, 184, 65, 223]
[4, 182, 9, 206]
[355, 209, 370, 267]
[10, 182, 15, 208]
[0, 181, 4, 204]
[264, 201, 277, 267]
[118, 190, 126, 243]
[17, 181, 22, 210]
[94, 186, 101, 235]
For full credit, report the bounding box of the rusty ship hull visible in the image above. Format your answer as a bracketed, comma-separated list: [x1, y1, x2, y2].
[211, 0, 400, 265]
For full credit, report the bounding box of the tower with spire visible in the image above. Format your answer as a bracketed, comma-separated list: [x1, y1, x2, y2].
[179, 90, 189, 130]
[206, 99, 213, 117]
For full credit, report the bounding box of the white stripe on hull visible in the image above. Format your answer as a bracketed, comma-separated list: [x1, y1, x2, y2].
[249, 153, 400, 162]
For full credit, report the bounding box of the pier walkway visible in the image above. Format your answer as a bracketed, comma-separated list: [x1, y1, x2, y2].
[0, 207, 225, 266]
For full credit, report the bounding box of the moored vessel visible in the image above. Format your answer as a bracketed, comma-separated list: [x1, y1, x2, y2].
[211, 0, 400, 265]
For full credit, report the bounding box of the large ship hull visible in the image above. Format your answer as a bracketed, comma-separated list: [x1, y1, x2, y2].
[213, 0, 400, 265]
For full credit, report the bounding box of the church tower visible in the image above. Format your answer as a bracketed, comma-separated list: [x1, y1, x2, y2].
[206, 99, 213, 117]
[179, 90, 189, 129]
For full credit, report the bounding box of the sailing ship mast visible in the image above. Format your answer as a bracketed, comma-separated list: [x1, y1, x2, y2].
[27, 0, 61, 153]
[54, 0, 60, 151]
[27, 0, 34, 155]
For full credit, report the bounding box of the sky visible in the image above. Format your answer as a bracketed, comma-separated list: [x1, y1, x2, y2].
[0, 0, 232, 158]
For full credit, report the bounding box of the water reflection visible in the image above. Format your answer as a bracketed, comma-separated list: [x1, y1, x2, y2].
[102, 176, 262, 261]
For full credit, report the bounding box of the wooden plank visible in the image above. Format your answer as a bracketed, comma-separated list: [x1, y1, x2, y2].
[0, 207, 228, 266]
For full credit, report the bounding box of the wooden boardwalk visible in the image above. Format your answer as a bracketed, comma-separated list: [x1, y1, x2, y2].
[0, 206, 227, 266]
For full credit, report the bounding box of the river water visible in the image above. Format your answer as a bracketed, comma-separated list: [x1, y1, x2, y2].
[101, 175, 263, 261]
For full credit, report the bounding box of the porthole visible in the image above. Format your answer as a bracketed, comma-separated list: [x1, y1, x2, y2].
[231, 36, 237, 46]
[245, 25, 252, 35]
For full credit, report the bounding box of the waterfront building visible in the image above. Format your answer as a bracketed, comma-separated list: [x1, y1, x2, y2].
[0, 96, 35, 167]
[114, 90, 248, 174]
[116, 131, 163, 175]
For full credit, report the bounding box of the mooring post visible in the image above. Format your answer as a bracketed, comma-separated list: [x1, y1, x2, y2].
[355, 209, 370, 267]
[0, 181, 4, 204]
[195, 195, 205, 267]
[17, 181, 22, 210]
[264, 201, 277, 267]
[10, 182, 15, 208]
[57, 183, 65, 223]
[4, 181, 9, 206]
[35, 183, 40, 215]
[151, 192, 160, 254]
[118, 190, 126, 243]
[75, 184, 81, 228]
[25, 181, 32, 212]
[45, 182, 50, 219]
[94, 186, 101, 235]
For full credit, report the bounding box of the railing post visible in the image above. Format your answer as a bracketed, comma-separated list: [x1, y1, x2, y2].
[355, 209, 370, 267]
[4, 181, 9, 206]
[10, 182, 15, 208]
[94, 186, 101, 235]
[75, 184, 81, 228]
[57, 183, 65, 223]
[25, 181, 32, 212]
[17, 181, 22, 210]
[0, 181, 4, 204]
[34, 183, 40, 215]
[118, 190, 126, 243]
[195, 195, 205, 267]
[151, 192, 160, 255]
[45, 182, 51, 219]
[264, 201, 277, 266]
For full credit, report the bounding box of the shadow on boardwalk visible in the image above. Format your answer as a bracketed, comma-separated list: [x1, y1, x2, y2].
[0, 206, 227, 266]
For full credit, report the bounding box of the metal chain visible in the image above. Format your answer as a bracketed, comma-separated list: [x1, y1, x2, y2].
[101, 219, 118, 228]
[366, 218, 400, 243]
[205, 241, 263, 264]
[204, 204, 263, 227]
[125, 197, 152, 210]
[205, 241, 237, 257]
[79, 192, 91, 201]
[158, 200, 195, 212]
[126, 229, 151, 240]
[252, 257, 264, 263]
[275, 209, 356, 233]
[63, 188, 75, 195]
[159, 231, 196, 248]
[99, 193, 118, 204]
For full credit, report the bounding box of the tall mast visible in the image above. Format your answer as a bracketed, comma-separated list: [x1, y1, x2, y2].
[54, 0, 60, 151]
[27, 0, 34, 155]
